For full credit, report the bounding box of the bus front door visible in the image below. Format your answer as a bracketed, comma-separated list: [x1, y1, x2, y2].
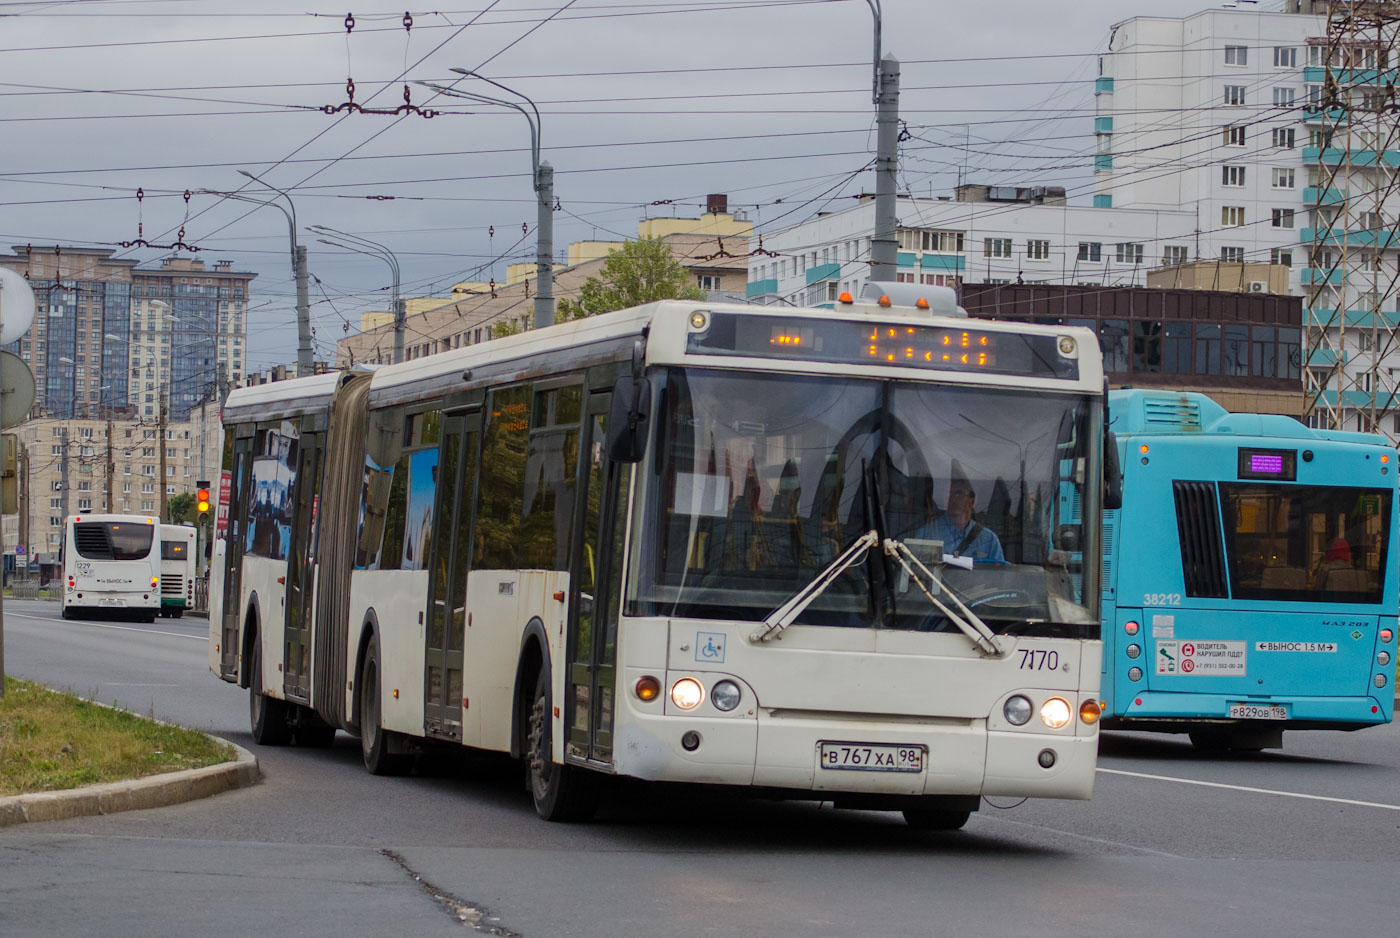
[566, 395, 630, 766]
[221, 436, 252, 681]
[283, 431, 323, 703]
[424, 410, 480, 740]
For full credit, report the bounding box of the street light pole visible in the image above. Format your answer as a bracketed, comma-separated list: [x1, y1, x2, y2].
[310, 227, 403, 363]
[234, 171, 314, 376]
[419, 71, 553, 328]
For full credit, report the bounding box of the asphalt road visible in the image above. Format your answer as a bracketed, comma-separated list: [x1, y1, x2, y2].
[3, 597, 1398, 937]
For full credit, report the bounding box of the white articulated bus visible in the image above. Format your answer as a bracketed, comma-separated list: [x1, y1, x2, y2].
[159, 524, 198, 618]
[63, 513, 161, 622]
[210, 287, 1113, 828]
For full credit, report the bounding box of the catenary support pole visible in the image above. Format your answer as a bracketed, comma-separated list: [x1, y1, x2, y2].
[870, 54, 901, 284]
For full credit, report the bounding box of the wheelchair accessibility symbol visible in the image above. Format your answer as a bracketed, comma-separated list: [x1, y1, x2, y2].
[695, 632, 725, 664]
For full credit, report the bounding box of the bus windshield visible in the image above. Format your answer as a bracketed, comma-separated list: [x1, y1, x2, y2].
[1220, 483, 1392, 604]
[629, 367, 1098, 636]
[72, 522, 154, 561]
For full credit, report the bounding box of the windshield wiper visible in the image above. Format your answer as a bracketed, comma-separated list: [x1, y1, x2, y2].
[883, 537, 1007, 657]
[750, 529, 879, 643]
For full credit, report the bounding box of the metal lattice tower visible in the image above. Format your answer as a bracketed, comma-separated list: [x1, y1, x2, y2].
[1305, 1, 1400, 438]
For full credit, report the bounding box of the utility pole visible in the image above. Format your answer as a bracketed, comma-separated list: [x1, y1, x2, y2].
[535, 161, 555, 329]
[104, 412, 114, 510]
[869, 53, 901, 284]
[294, 243, 313, 377]
[18, 443, 28, 580]
[394, 295, 406, 365]
[158, 398, 168, 521]
[59, 427, 69, 521]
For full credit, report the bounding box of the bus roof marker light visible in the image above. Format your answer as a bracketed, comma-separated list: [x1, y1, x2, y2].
[1139, 444, 1149, 454]
[689, 311, 707, 329]
[915, 297, 930, 310]
[1058, 336, 1076, 356]
[877, 295, 893, 308]
[838, 292, 854, 304]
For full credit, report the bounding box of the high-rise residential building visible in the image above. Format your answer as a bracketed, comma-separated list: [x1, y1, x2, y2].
[0, 246, 255, 420]
[1096, 2, 1397, 435]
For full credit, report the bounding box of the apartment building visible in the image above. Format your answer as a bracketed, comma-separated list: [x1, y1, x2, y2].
[0, 246, 255, 421]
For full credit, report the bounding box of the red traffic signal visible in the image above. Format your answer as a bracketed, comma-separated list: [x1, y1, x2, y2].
[196, 486, 211, 514]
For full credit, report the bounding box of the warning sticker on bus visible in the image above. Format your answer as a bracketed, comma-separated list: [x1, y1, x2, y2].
[1156, 640, 1247, 676]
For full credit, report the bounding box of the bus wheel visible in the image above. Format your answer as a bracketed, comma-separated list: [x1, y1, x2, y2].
[61, 607, 77, 621]
[902, 806, 971, 831]
[249, 638, 292, 746]
[1187, 730, 1231, 754]
[359, 645, 409, 775]
[526, 669, 597, 822]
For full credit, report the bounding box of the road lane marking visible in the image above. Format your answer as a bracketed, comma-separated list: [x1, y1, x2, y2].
[104, 683, 182, 687]
[1098, 766, 1400, 812]
[3, 611, 205, 642]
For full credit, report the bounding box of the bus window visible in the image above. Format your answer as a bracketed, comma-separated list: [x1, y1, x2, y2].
[73, 521, 154, 561]
[1220, 483, 1392, 604]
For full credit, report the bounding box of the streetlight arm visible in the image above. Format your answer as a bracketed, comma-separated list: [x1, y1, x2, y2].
[199, 188, 297, 265]
[237, 169, 298, 233]
[418, 80, 540, 181]
[312, 234, 400, 281]
[449, 68, 543, 162]
[864, 0, 882, 103]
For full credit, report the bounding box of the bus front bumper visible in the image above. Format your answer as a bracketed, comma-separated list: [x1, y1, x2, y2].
[611, 708, 1097, 801]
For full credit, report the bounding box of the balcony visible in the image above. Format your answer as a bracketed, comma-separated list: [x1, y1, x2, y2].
[745, 278, 778, 298]
[1300, 267, 1343, 285]
[1305, 307, 1400, 330]
[1302, 186, 1347, 205]
[1302, 146, 1400, 167]
[804, 263, 841, 285]
[1300, 227, 1400, 248]
[1095, 76, 1114, 94]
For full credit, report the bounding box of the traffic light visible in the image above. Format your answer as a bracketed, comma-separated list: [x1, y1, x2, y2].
[196, 480, 211, 522]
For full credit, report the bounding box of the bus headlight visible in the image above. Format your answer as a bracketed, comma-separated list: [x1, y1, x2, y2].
[710, 680, 742, 712]
[671, 678, 704, 710]
[1003, 695, 1033, 725]
[1040, 697, 1072, 729]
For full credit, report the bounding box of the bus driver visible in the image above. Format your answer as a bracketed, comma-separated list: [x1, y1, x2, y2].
[912, 465, 1004, 563]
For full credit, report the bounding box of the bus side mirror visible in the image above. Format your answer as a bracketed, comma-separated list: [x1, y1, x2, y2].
[606, 375, 652, 463]
[1055, 525, 1081, 551]
[1104, 430, 1123, 510]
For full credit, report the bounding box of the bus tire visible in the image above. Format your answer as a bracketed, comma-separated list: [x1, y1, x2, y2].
[249, 637, 293, 746]
[526, 668, 597, 822]
[902, 806, 971, 831]
[61, 606, 77, 621]
[359, 644, 409, 776]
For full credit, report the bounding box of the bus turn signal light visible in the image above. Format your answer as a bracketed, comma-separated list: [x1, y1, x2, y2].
[635, 676, 661, 702]
[1079, 699, 1102, 725]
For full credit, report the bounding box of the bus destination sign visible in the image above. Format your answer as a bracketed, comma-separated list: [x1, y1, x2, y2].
[686, 312, 1079, 380]
[1237, 447, 1297, 481]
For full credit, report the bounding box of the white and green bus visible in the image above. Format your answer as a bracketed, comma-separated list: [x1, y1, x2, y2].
[158, 524, 197, 618]
[209, 288, 1112, 828]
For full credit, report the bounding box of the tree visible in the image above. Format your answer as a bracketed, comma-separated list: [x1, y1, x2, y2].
[491, 317, 526, 339]
[167, 492, 196, 525]
[557, 236, 705, 320]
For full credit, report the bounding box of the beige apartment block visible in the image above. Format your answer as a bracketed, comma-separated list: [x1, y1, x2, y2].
[1, 403, 224, 572]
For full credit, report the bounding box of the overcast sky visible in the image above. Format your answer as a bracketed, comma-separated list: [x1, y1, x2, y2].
[0, 0, 1245, 368]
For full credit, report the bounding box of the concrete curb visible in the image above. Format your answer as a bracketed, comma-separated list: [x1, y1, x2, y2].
[0, 735, 259, 827]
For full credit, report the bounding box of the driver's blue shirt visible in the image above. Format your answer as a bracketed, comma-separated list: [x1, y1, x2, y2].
[913, 515, 1005, 563]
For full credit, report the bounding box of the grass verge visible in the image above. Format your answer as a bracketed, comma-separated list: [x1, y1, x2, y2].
[0, 677, 235, 796]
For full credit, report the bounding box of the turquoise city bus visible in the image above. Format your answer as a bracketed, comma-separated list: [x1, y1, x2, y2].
[1101, 389, 1397, 751]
